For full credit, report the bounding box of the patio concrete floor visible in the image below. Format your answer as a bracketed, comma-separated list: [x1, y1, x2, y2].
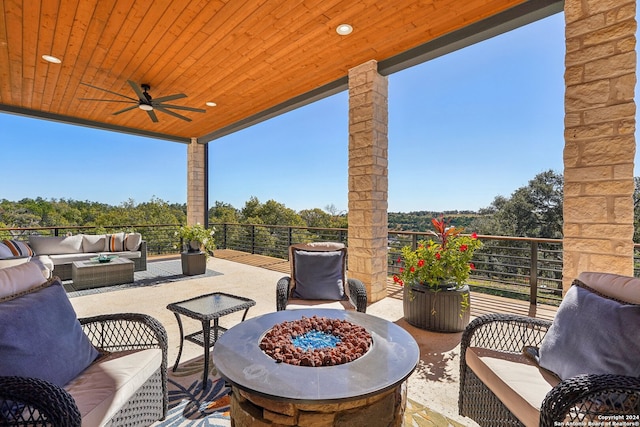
[69, 256, 486, 425]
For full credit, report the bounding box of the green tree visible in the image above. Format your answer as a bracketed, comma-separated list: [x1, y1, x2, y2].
[471, 170, 563, 238]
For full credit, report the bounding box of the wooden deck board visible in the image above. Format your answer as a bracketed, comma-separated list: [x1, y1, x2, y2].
[214, 249, 558, 322]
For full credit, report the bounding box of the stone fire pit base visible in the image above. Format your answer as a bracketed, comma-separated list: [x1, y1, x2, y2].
[230, 382, 407, 427]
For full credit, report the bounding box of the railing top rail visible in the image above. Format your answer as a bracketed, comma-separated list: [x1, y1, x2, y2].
[210, 223, 348, 233]
[0, 223, 181, 232]
[388, 230, 562, 244]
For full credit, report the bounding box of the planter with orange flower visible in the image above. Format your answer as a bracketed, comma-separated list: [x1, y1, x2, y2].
[393, 217, 482, 332]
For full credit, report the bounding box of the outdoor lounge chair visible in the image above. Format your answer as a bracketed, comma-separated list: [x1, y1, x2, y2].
[458, 271, 640, 426]
[0, 262, 167, 426]
[276, 242, 367, 312]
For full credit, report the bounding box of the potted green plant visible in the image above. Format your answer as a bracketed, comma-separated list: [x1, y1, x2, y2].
[177, 223, 216, 257]
[393, 216, 482, 332]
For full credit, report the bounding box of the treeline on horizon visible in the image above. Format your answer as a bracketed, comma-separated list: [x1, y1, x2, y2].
[3, 170, 639, 241]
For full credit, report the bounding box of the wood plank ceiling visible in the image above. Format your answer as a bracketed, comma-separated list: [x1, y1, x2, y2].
[0, 0, 560, 144]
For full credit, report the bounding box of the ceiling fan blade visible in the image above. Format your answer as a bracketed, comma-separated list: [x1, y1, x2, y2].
[127, 80, 147, 101]
[80, 82, 138, 101]
[112, 105, 139, 115]
[78, 98, 136, 104]
[152, 93, 187, 103]
[156, 103, 206, 113]
[155, 106, 192, 122]
[147, 109, 159, 123]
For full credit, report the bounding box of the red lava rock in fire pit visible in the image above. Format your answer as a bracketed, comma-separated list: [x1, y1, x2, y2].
[259, 315, 372, 367]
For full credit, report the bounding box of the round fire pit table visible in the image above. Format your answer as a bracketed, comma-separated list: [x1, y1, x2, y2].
[213, 308, 419, 427]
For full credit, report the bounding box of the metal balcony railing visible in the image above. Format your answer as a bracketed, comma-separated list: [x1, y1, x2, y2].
[4, 222, 640, 307]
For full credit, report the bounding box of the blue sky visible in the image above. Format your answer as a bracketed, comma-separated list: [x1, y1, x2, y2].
[0, 12, 605, 213]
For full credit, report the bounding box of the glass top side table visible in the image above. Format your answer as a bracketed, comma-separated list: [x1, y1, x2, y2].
[166, 292, 256, 388]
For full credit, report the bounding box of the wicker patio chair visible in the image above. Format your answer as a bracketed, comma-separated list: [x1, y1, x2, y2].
[276, 242, 367, 313]
[0, 313, 168, 427]
[459, 272, 640, 427]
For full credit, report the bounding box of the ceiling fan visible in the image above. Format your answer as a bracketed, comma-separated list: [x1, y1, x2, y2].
[79, 80, 206, 123]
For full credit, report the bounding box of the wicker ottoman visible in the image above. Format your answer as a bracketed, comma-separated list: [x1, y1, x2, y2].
[72, 257, 135, 290]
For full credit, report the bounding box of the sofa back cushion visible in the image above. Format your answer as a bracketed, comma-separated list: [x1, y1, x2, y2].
[0, 241, 13, 258]
[82, 234, 107, 252]
[577, 271, 640, 304]
[2, 239, 35, 256]
[0, 279, 99, 387]
[0, 261, 47, 299]
[538, 280, 640, 380]
[29, 235, 83, 255]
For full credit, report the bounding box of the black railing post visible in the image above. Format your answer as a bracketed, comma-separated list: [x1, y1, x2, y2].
[54, 228, 59, 236]
[530, 241, 538, 305]
[412, 234, 418, 251]
[223, 224, 228, 249]
[251, 225, 256, 254]
[288, 227, 293, 247]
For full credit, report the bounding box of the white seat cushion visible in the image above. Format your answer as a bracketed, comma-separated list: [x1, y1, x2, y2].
[64, 348, 162, 427]
[465, 347, 560, 427]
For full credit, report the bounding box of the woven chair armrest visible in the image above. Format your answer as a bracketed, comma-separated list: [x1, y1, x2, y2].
[79, 313, 168, 354]
[346, 278, 367, 313]
[0, 376, 81, 427]
[540, 374, 640, 427]
[138, 240, 147, 270]
[461, 313, 552, 354]
[276, 276, 291, 311]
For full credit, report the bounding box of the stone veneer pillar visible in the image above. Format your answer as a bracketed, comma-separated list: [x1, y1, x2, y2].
[563, 0, 636, 291]
[187, 137, 207, 226]
[348, 60, 389, 303]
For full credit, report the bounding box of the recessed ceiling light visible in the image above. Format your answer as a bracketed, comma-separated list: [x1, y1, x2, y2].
[42, 55, 61, 64]
[206, 102, 217, 107]
[336, 24, 353, 35]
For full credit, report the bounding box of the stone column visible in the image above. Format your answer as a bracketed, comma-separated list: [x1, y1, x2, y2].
[563, 0, 636, 291]
[348, 60, 389, 303]
[187, 137, 207, 226]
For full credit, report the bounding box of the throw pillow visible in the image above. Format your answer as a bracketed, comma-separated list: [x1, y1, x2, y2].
[538, 284, 640, 380]
[0, 261, 47, 300]
[105, 232, 125, 252]
[1, 240, 34, 257]
[0, 279, 100, 387]
[0, 242, 13, 258]
[125, 232, 142, 251]
[292, 249, 346, 300]
[82, 234, 106, 252]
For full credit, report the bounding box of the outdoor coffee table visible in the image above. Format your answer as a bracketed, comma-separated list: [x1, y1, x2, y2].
[71, 257, 134, 290]
[166, 292, 256, 387]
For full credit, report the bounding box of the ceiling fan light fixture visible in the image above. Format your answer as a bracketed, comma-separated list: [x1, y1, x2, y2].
[336, 24, 353, 35]
[206, 102, 217, 107]
[139, 104, 154, 111]
[42, 54, 62, 64]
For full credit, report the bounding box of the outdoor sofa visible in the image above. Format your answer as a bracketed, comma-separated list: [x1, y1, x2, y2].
[459, 271, 640, 426]
[0, 261, 167, 426]
[0, 232, 147, 280]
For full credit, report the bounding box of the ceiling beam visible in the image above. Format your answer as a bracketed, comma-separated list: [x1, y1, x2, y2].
[0, 104, 191, 144]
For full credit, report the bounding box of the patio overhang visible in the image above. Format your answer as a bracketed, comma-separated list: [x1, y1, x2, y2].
[1, 0, 561, 144]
